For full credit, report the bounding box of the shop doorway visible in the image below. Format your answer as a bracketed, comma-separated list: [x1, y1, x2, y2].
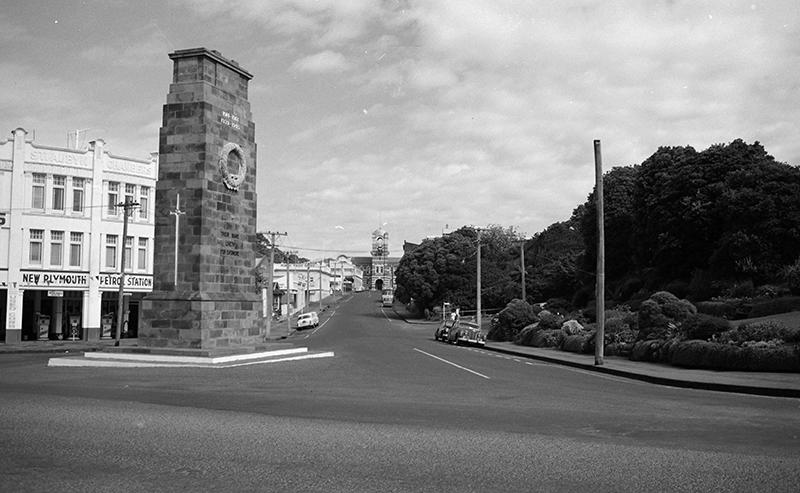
[101, 292, 140, 339]
[20, 290, 83, 340]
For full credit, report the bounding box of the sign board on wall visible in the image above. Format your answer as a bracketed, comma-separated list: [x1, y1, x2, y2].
[19, 271, 154, 292]
[20, 271, 89, 288]
[97, 273, 153, 291]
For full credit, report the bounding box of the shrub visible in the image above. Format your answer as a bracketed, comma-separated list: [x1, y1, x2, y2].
[561, 319, 583, 336]
[562, 333, 593, 354]
[603, 313, 638, 345]
[747, 296, 800, 318]
[487, 299, 538, 341]
[730, 280, 755, 298]
[682, 314, 730, 340]
[514, 323, 540, 346]
[538, 310, 564, 331]
[637, 300, 671, 338]
[531, 329, 563, 348]
[637, 292, 697, 340]
[630, 339, 667, 363]
[782, 258, 800, 295]
[717, 320, 800, 345]
[670, 340, 741, 369]
[650, 291, 680, 305]
[605, 342, 634, 357]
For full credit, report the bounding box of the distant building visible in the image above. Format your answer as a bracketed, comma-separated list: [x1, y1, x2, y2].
[351, 227, 401, 292]
[1, 128, 157, 344]
[257, 256, 363, 316]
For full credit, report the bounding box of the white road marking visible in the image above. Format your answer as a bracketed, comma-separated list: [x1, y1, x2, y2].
[413, 348, 490, 380]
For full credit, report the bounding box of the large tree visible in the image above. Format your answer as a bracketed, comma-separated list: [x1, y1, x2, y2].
[395, 225, 522, 312]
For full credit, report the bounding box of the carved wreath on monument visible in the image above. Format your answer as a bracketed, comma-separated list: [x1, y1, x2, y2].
[218, 142, 247, 191]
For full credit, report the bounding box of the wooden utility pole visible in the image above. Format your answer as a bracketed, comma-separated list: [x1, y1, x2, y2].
[520, 239, 526, 303]
[594, 140, 605, 366]
[115, 199, 139, 346]
[476, 228, 482, 330]
[263, 231, 287, 340]
[306, 262, 311, 310]
[286, 251, 295, 332]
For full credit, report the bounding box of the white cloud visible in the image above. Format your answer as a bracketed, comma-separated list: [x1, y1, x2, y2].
[290, 50, 351, 73]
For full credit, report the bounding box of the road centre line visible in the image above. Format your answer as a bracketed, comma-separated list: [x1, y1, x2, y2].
[413, 348, 490, 380]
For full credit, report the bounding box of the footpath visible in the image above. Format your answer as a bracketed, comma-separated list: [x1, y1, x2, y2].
[0, 295, 346, 356]
[398, 312, 800, 399]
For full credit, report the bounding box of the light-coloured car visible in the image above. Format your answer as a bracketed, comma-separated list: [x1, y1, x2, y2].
[296, 312, 319, 329]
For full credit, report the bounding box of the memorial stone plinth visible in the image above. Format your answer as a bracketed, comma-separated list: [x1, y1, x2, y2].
[140, 48, 262, 351]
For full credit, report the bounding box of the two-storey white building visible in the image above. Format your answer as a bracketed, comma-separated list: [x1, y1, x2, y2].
[0, 128, 157, 344]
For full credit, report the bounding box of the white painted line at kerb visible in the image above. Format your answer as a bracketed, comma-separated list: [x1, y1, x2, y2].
[413, 348, 490, 380]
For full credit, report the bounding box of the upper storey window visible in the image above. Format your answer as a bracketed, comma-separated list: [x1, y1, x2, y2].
[107, 182, 119, 215]
[72, 178, 85, 213]
[31, 173, 45, 210]
[52, 175, 66, 211]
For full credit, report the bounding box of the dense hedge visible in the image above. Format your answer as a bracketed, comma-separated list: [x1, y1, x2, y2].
[748, 297, 800, 318]
[670, 340, 800, 371]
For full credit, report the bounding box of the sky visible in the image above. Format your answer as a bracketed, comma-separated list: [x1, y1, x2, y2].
[2, 1, 799, 260]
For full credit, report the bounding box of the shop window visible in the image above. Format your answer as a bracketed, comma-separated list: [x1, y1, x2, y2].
[138, 238, 149, 270]
[53, 175, 65, 211]
[30, 229, 43, 264]
[69, 232, 83, 267]
[50, 231, 64, 266]
[72, 178, 85, 213]
[107, 182, 119, 215]
[139, 186, 149, 219]
[32, 173, 45, 210]
[124, 236, 133, 270]
[106, 234, 118, 269]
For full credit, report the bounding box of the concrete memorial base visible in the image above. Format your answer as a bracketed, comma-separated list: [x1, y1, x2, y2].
[47, 343, 334, 368]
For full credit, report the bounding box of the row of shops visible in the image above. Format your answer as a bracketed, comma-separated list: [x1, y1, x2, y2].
[0, 271, 154, 342]
[0, 289, 141, 342]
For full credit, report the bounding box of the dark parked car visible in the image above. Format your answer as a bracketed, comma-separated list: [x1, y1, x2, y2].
[436, 320, 486, 347]
[434, 319, 456, 341]
[446, 321, 486, 347]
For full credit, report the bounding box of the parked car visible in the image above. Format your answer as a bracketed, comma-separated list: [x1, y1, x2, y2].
[296, 312, 319, 329]
[445, 321, 486, 347]
[434, 319, 457, 341]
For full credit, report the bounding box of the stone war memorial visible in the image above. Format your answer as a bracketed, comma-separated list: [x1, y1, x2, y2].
[139, 47, 264, 353]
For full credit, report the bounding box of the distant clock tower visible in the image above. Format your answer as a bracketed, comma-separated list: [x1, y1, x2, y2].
[371, 227, 391, 291]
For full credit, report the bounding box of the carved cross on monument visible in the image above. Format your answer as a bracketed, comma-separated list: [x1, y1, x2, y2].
[169, 193, 185, 287]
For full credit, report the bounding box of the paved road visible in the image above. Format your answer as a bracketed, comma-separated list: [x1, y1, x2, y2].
[1, 292, 799, 492]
